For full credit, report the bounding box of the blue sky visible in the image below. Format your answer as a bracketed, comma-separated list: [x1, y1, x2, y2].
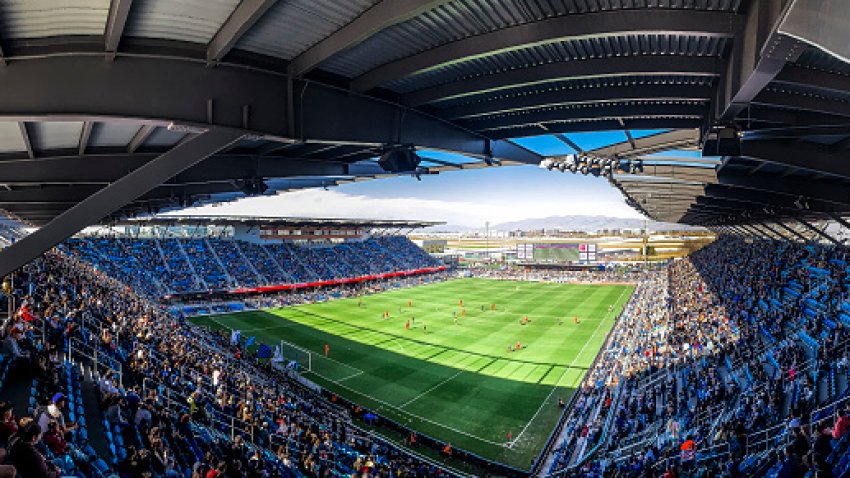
[183, 132, 681, 226]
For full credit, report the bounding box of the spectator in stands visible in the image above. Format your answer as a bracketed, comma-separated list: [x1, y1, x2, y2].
[0, 403, 16, 445]
[832, 409, 850, 441]
[7, 422, 61, 478]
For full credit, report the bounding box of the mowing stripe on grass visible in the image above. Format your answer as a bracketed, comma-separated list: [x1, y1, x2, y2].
[307, 368, 507, 447]
[508, 285, 630, 448]
[400, 368, 468, 408]
[190, 278, 635, 468]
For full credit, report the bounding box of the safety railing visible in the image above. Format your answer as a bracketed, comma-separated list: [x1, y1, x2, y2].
[67, 337, 123, 388]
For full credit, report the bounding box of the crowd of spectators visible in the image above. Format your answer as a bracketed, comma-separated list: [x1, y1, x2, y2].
[476, 267, 639, 284]
[173, 271, 451, 318]
[547, 236, 850, 478]
[17, 231, 850, 478]
[0, 251, 458, 478]
[63, 236, 440, 299]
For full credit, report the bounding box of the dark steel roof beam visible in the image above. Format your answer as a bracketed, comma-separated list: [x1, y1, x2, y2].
[714, 0, 804, 121]
[0, 127, 244, 277]
[715, 171, 850, 207]
[207, 0, 278, 64]
[759, 222, 794, 241]
[753, 90, 850, 119]
[704, 185, 850, 213]
[289, 0, 451, 77]
[352, 9, 738, 92]
[493, 119, 704, 139]
[774, 64, 850, 98]
[796, 217, 841, 245]
[404, 56, 720, 107]
[739, 139, 850, 179]
[620, 119, 637, 149]
[553, 134, 584, 153]
[127, 125, 156, 153]
[18, 122, 34, 159]
[78, 121, 93, 156]
[775, 220, 812, 243]
[466, 104, 707, 132]
[439, 84, 713, 120]
[104, 0, 134, 61]
[0, 154, 364, 185]
[588, 128, 699, 158]
[0, 55, 538, 164]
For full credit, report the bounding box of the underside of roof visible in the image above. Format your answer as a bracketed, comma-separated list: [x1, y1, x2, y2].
[1, 0, 850, 274]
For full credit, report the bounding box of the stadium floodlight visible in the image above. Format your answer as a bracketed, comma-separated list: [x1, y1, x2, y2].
[631, 159, 644, 174]
[378, 145, 421, 173]
[557, 161, 567, 172]
[236, 177, 269, 196]
[539, 158, 556, 170]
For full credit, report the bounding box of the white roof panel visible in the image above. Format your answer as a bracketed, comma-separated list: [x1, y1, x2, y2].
[0, 0, 109, 39]
[124, 0, 241, 44]
[0, 122, 26, 154]
[28, 122, 84, 151]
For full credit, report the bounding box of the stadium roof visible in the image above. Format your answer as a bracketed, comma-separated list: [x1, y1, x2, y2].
[124, 215, 443, 229]
[1, 0, 850, 274]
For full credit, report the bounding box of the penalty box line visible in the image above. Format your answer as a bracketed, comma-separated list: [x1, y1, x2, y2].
[507, 286, 630, 449]
[307, 369, 507, 448]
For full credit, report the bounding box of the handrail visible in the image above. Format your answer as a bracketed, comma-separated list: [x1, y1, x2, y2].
[140, 376, 256, 445]
[67, 337, 123, 388]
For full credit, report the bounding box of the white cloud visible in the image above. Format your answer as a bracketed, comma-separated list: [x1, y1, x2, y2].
[174, 187, 642, 227]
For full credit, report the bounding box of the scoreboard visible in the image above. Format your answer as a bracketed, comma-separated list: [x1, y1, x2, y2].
[515, 243, 597, 263]
[516, 243, 534, 259]
[578, 243, 597, 263]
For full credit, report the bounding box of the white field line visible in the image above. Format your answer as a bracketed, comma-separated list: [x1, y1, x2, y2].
[399, 369, 466, 408]
[508, 286, 630, 448]
[306, 369, 505, 447]
[238, 324, 295, 333]
[336, 370, 364, 382]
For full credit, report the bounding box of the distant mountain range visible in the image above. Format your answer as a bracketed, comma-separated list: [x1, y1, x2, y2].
[421, 215, 705, 233]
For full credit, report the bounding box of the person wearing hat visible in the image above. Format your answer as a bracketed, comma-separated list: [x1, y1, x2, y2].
[37, 394, 76, 438]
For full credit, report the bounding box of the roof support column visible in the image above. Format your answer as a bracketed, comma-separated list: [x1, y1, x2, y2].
[744, 224, 769, 239]
[0, 127, 243, 277]
[740, 224, 768, 239]
[715, 0, 804, 121]
[795, 217, 841, 245]
[774, 221, 811, 243]
[759, 222, 794, 241]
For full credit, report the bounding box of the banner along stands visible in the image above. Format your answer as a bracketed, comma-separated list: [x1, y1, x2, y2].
[227, 266, 447, 295]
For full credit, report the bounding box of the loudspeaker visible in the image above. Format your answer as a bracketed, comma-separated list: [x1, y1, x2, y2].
[378, 147, 421, 173]
[703, 126, 741, 157]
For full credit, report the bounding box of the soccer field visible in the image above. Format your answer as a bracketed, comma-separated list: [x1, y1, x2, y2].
[190, 278, 633, 469]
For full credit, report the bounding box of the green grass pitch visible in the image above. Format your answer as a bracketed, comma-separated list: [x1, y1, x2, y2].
[190, 278, 634, 469]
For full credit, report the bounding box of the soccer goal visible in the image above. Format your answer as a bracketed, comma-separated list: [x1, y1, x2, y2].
[276, 339, 312, 373]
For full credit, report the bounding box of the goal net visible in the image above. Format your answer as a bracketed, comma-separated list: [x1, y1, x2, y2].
[274, 339, 312, 373]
